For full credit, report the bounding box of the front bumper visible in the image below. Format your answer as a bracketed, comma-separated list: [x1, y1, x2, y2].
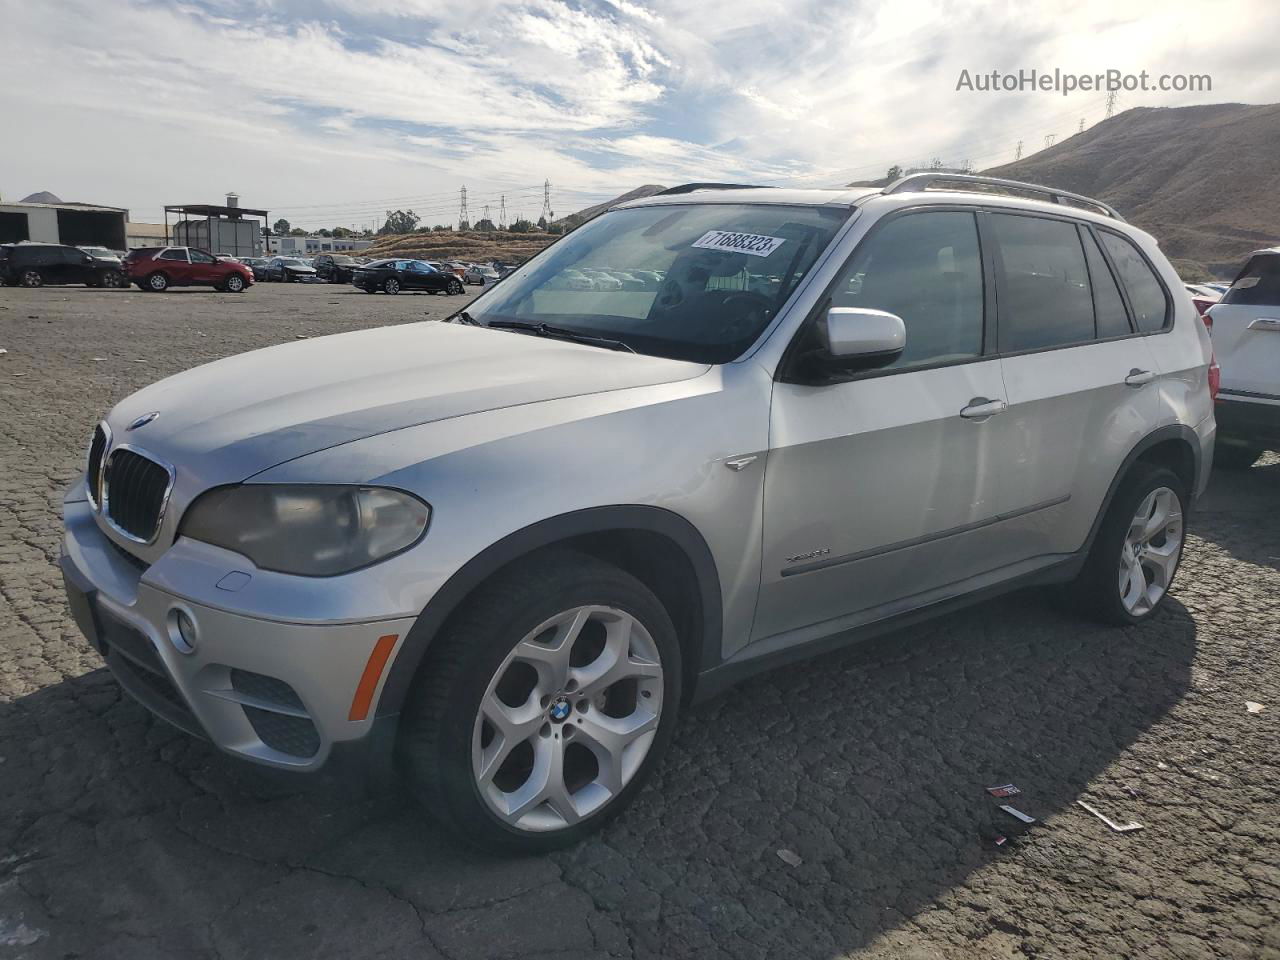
[61, 491, 416, 771]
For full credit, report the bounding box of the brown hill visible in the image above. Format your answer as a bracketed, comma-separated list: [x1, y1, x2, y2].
[984, 103, 1280, 276]
[554, 184, 667, 229]
[362, 229, 558, 264]
[361, 185, 670, 264]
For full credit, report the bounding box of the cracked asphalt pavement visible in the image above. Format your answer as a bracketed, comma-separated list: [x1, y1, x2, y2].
[1, 284, 1278, 959]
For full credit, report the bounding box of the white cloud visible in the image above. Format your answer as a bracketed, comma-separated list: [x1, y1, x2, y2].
[0, 0, 1276, 227]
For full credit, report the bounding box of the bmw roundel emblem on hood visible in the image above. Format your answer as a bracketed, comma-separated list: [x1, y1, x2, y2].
[127, 411, 160, 431]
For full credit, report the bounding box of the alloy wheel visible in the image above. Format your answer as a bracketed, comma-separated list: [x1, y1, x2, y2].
[21, 270, 42, 287]
[227, 275, 244, 292]
[472, 605, 664, 832]
[385, 278, 400, 294]
[1118, 486, 1183, 616]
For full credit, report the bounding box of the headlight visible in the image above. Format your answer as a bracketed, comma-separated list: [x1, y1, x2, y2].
[180, 485, 430, 576]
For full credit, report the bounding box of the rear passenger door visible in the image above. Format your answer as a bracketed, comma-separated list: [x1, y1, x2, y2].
[157, 248, 192, 284]
[991, 212, 1163, 558]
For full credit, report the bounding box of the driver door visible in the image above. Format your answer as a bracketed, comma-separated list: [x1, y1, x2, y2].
[753, 209, 1022, 642]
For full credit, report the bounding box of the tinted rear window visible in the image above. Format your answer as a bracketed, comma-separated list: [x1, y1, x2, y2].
[1222, 254, 1280, 306]
[1100, 232, 1170, 333]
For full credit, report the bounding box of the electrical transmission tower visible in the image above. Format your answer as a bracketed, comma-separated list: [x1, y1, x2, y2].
[1105, 91, 1117, 118]
[458, 186, 468, 229]
[499, 195, 507, 230]
[540, 180, 554, 224]
[1044, 133, 1056, 149]
[1014, 140, 1023, 161]
[482, 204, 491, 226]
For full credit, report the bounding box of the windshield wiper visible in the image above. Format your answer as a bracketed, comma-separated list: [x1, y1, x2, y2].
[447, 310, 481, 325]
[485, 319, 636, 354]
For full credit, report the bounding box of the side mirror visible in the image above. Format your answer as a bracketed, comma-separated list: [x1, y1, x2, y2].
[818, 307, 905, 371]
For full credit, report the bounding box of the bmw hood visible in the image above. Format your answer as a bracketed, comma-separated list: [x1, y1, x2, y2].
[105, 321, 708, 488]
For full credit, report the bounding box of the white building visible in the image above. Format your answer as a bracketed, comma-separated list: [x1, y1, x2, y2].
[268, 235, 374, 254]
[0, 198, 129, 250]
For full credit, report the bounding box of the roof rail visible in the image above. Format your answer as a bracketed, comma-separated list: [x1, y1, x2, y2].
[883, 173, 1124, 221]
[656, 182, 769, 196]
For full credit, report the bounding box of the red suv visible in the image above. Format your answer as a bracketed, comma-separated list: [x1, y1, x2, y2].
[124, 246, 254, 293]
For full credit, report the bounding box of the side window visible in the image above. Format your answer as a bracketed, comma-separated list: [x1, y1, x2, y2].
[1100, 232, 1169, 333]
[158, 248, 188, 261]
[1081, 229, 1132, 338]
[990, 214, 1094, 352]
[189, 249, 216, 263]
[829, 211, 984, 370]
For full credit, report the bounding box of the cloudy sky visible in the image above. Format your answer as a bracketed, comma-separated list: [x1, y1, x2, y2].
[2, 0, 1276, 229]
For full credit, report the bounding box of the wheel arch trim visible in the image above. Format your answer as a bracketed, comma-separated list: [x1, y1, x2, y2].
[1082, 423, 1202, 556]
[375, 505, 724, 718]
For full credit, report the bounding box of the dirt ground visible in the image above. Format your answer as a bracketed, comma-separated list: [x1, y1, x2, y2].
[0, 283, 1277, 960]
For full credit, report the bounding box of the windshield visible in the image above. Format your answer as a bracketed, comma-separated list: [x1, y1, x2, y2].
[464, 202, 849, 362]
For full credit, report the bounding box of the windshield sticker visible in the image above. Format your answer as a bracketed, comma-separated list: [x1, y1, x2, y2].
[692, 230, 786, 258]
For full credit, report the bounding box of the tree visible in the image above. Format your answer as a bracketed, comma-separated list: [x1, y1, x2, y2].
[289, 227, 307, 236]
[331, 227, 353, 239]
[473, 218, 496, 232]
[458, 220, 470, 231]
[432, 224, 452, 232]
[537, 216, 547, 230]
[886, 165, 902, 182]
[272, 218, 291, 235]
[379, 209, 420, 235]
[315, 228, 332, 237]
[508, 218, 534, 233]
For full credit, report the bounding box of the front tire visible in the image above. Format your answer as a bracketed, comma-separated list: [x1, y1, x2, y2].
[384, 277, 401, 295]
[20, 269, 43, 287]
[224, 274, 245, 293]
[1073, 463, 1187, 625]
[448, 279, 464, 295]
[398, 550, 680, 853]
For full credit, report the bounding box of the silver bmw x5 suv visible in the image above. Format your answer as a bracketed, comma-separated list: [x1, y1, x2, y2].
[61, 174, 1216, 851]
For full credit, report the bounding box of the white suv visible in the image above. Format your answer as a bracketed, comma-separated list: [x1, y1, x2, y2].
[1205, 247, 1280, 467]
[61, 174, 1215, 851]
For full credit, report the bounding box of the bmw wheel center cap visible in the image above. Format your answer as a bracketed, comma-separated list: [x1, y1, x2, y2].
[549, 696, 571, 722]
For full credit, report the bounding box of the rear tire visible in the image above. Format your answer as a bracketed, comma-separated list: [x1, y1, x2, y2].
[1072, 463, 1187, 626]
[398, 550, 681, 853]
[102, 270, 123, 288]
[145, 271, 169, 292]
[1214, 443, 1262, 470]
[384, 278, 401, 295]
[20, 269, 43, 287]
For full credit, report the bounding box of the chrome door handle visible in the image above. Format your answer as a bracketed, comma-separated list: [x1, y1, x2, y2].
[960, 397, 1008, 420]
[1247, 317, 1280, 332]
[1124, 368, 1155, 387]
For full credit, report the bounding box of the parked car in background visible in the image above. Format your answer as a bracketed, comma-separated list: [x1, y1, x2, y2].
[263, 257, 317, 282]
[241, 257, 272, 281]
[1204, 247, 1280, 467]
[62, 176, 1213, 853]
[352, 258, 465, 295]
[1184, 283, 1221, 317]
[463, 264, 499, 285]
[77, 245, 123, 264]
[1204, 282, 1231, 296]
[123, 246, 253, 293]
[1, 243, 126, 288]
[314, 254, 361, 283]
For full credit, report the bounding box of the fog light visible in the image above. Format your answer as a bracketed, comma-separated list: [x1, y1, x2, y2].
[169, 608, 199, 654]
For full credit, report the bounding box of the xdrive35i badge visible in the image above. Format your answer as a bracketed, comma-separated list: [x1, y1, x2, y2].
[127, 411, 159, 430]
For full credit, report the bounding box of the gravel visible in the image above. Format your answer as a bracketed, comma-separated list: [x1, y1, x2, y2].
[1, 283, 1277, 959]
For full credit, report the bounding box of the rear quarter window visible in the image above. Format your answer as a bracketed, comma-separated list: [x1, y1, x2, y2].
[1100, 231, 1170, 333]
